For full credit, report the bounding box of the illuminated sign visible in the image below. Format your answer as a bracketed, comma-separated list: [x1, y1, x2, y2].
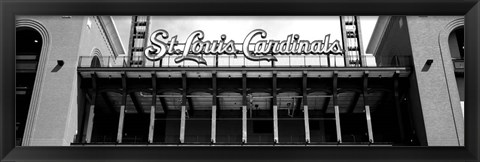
[144, 29, 343, 65]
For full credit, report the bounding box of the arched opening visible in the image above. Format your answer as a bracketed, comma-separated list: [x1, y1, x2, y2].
[449, 27, 464, 60]
[448, 27, 465, 106]
[16, 19, 51, 146]
[90, 55, 101, 67]
[15, 27, 43, 145]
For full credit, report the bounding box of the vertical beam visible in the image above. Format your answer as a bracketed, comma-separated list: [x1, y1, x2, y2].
[180, 105, 186, 143]
[363, 71, 374, 143]
[272, 72, 278, 143]
[304, 105, 310, 144]
[117, 106, 126, 143]
[340, 16, 349, 67]
[85, 73, 97, 143]
[211, 71, 217, 144]
[242, 71, 247, 144]
[179, 72, 187, 143]
[273, 105, 278, 143]
[303, 71, 310, 143]
[211, 105, 217, 144]
[85, 106, 95, 143]
[393, 71, 406, 143]
[117, 73, 127, 143]
[242, 106, 247, 144]
[148, 73, 156, 143]
[327, 55, 331, 67]
[355, 16, 366, 67]
[333, 71, 342, 143]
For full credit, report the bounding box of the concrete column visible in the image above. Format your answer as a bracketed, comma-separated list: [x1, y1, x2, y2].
[149, 73, 157, 143]
[211, 105, 217, 143]
[242, 105, 247, 143]
[333, 72, 342, 143]
[334, 105, 342, 143]
[303, 105, 310, 143]
[212, 72, 217, 144]
[365, 105, 374, 143]
[180, 105, 186, 143]
[85, 105, 95, 143]
[273, 105, 278, 143]
[117, 105, 125, 143]
[302, 72, 309, 143]
[363, 72, 374, 143]
[148, 105, 155, 143]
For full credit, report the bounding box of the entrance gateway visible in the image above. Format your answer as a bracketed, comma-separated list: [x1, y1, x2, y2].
[75, 16, 412, 146]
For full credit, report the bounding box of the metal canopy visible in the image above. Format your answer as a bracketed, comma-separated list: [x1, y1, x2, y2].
[78, 67, 410, 79]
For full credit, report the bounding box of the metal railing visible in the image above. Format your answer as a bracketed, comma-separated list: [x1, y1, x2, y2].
[71, 134, 393, 145]
[78, 55, 412, 68]
[90, 136, 116, 143]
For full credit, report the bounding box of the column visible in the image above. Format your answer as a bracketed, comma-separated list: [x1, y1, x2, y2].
[117, 73, 127, 143]
[242, 106, 247, 143]
[242, 71, 247, 143]
[211, 72, 217, 144]
[180, 105, 186, 143]
[211, 105, 217, 143]
[273, 105, 278, 143]
[85, 74, 97, 143]
[363, 71, 374, 143]
[304, 105, 310, 143]
[302, 72, 310, 143]
[179, 72, 187, 143]
[272, 72, 278, 143]
[333, 71, 342, 143]
[117, 105, 125, 143]
[85, 105, 95, 143]
[148, 105, 155, 143]
[148, 73, 156, 143]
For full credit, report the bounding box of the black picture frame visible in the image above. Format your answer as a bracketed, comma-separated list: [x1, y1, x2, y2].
[1, 0, 479, 161]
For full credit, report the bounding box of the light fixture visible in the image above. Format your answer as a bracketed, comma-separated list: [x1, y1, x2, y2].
[421, 59, 434, 72]
[51, 60, 64, 72]
[57, 60, 64, 66]
[426, 59, 434, 65]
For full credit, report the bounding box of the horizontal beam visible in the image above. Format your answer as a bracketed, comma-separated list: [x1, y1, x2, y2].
[78, 67, 410, 72]
[148, 95, 333, 98]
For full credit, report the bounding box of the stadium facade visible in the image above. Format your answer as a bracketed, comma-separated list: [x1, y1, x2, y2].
[15, 16, 464, 146]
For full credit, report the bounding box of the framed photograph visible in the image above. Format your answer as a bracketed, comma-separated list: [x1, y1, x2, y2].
[1, 0, 479, 161]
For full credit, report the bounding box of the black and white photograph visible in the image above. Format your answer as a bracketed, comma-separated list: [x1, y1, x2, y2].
[15, 15, 465, 147]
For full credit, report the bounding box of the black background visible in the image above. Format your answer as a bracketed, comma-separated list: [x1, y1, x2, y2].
[1, 0, 479, 161]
